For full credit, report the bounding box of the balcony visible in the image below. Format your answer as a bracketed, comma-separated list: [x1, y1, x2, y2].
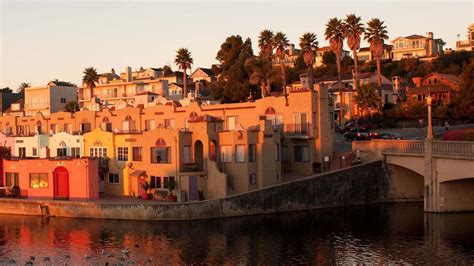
[98, 158, 109, 173]
[284, 123, 313, 138]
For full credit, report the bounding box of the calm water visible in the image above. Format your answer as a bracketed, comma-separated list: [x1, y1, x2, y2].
[0, 203, 473, 265]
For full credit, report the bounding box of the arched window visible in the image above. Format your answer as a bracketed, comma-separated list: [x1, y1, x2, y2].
[155, 138, 166, 147]
[189, 111, 198, 118]
[265, 107, 276, 115]
[151, 138, 170, 163]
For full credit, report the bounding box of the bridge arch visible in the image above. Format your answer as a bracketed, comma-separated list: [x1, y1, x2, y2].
[439, 177, 474, 212]
[386, 163, 424, 201]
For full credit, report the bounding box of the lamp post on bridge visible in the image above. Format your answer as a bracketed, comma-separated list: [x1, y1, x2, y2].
[426, 93, 433, 140]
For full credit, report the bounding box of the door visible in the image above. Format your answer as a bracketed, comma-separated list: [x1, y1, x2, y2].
[99, 174, 105, 193]
[54, 167, 69, 199]
[188, 176, 199, 201]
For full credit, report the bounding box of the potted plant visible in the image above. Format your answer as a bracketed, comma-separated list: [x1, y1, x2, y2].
[141, 181, 150, 200]
[165, 179, 177, 202]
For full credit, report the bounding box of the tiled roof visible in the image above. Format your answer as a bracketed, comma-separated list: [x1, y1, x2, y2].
[404, 34, 427, 40]
[198, 68, 214, 76]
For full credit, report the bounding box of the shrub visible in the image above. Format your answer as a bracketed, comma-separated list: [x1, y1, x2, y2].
[441, 129, 474, 141]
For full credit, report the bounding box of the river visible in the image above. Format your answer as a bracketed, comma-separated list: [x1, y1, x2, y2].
[0, 203, 473, 264]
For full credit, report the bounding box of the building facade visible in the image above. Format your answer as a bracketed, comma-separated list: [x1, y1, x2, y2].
[0, 87, 333, 201]
[24, 81, 77, 117]
[391, 32, 445, 61]
[407, 73, 461, 105]
[455, 24, 474, 51]
[357, 45, 393, 62]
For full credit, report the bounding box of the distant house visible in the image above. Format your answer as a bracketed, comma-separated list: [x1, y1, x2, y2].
[189, 67, 217, 94]
[407, 73, 462, 105]
[314, 46, 350, 67]
[357, 44, 393, 62]
[24, 81, 77, 116]
[391, 32, 445, 61]
[271, 43, 302, 68]
[0, 88, 23, 117]
[456, 24, 474, 51]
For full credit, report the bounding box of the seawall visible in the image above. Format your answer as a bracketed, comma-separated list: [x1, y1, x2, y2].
[0, 161, 409, 221]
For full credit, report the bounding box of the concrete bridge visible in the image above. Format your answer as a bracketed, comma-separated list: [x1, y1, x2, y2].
[353, 139, 474, 213]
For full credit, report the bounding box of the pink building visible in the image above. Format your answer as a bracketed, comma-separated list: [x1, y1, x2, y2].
[0, 151, 99, 200]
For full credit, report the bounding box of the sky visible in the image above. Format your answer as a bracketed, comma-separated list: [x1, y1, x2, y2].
[0, 0, 472, 90]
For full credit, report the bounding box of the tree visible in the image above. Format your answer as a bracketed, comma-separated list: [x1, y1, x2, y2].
[82, 67, 99, 97]
[325, 17, 345, 126]
[211, 35, 255, 102]
[162, 65, 173, 75]
[453, 58, 474, 120]
[245, 56, 279, 99]
[64, 101, 80, 113]
[299, 32, 319, 90]
[174, 48, 193, 98]
[365, 18, 389, 92]
[17, 82, 30, 93]
[353, 83, 380, 116]
[273, 32, 290, 105]
[343, 14, 365, 91]
[258, 29, 274, 97]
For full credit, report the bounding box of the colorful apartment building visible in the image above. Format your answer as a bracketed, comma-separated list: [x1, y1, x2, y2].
[456, 24, 474, 51]
[24, 81, 77, 117]
[406, 73, 462, 105]
[391, 32, 445, 61]
[0, 87, 333, 201]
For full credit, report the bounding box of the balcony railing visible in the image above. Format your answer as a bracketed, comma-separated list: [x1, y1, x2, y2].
[284, 123, 313, 137]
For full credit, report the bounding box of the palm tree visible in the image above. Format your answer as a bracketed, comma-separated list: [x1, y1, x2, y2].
[365, 18, 389, 92]
[82, 67, 99, 98]
[174, 48, 193, 98]
[245, 57, 279, 98]
[299, 32, 319, 91]
[17, 82, 30, 93]
[325, 17, 345, 126]
[258, 29, 274, 62]
[343, 14, 365, 91]
[273, 32, 290, 105]
[258, 29, 274, 98]
[353, 83, 380, 116]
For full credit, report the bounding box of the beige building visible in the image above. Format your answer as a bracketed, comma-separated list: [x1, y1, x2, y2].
[391, 32, 445, 61]
[357, 44, 393, 62]
[314, 46, 351, 67]
[456, 24, 474, 51]
[24, 81, 78, 117]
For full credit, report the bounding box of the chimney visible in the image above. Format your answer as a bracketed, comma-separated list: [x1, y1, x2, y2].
[289, 44, 295, 55]
[392, 76, 400, 93]
[427, 32, 434, 56]
[412, 77, 422, 87]
[125, 66, 132, 82]
[111, 68, 115, 75]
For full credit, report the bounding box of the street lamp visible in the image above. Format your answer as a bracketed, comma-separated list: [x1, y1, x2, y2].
[426, 93, 433, 139]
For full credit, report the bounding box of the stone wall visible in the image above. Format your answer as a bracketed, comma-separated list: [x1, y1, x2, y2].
[0, 161, 396, 221]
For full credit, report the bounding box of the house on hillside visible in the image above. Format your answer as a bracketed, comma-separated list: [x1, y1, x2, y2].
[406, 73, 462, 105]
[391, 32, 445, 61]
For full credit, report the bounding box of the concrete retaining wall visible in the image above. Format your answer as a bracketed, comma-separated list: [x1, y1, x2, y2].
[0, 161, 395, 221]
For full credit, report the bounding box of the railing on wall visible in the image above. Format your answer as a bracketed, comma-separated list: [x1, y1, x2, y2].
[432, 141, 474, 158]
[284, 123, 312, 137]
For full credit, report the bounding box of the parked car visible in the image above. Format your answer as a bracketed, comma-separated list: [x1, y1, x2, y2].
[344, 128, 370, 141]
[339, 119, 373, 133]
[367, 131, 381, 140]
[379, 132, 406, 140]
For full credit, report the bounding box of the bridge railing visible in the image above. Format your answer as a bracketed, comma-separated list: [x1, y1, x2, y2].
[380, 140, 424, 154]
[432, 141, 474, 157]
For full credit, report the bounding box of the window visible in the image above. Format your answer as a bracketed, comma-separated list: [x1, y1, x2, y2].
[226, 116, 237, 130]
[132, 147, 142, 161]
[295, 146, 309, 162]
[90, 147, 107, 157]
[221, 145, 232, 162]
[276, 144, 280, 161]
[183, 145, 191, 163]
[117, 147, 129, 161]
[80, 123, 91, 133]
[5, 172, 19, 187]
[30, 173, 48, 188]
[163, 176, 175, 188]
[57, 148, 67, 157]
[60, 98, 66, 103]
[108, 173, 119, 184]
[249, 173, 256, 185]
[164, 119, 175, 129]
[150, 176, 161, 189]
[71, 147, 80, 158]
[18, 147, 26, 158]
[235, 145, 245, 162]
[32, 148, 37, 157]
[145, 120, 156, 131]
[294, 112, 309, 134]
[50, 124, 57, 134]
[101, 122, 112, 132]
[151, 147, 170, 163]
[248, 144, 256, 162]
[281, 145, 288, 161]
[64, 123, 72, 133]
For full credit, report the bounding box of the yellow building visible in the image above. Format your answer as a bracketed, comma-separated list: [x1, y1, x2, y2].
[391, 32, 445, 61]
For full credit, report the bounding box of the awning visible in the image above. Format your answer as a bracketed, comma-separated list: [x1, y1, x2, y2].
[130, 170, 146, 177]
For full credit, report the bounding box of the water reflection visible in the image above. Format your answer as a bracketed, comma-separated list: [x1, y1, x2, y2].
[0, 203, 473, 264]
